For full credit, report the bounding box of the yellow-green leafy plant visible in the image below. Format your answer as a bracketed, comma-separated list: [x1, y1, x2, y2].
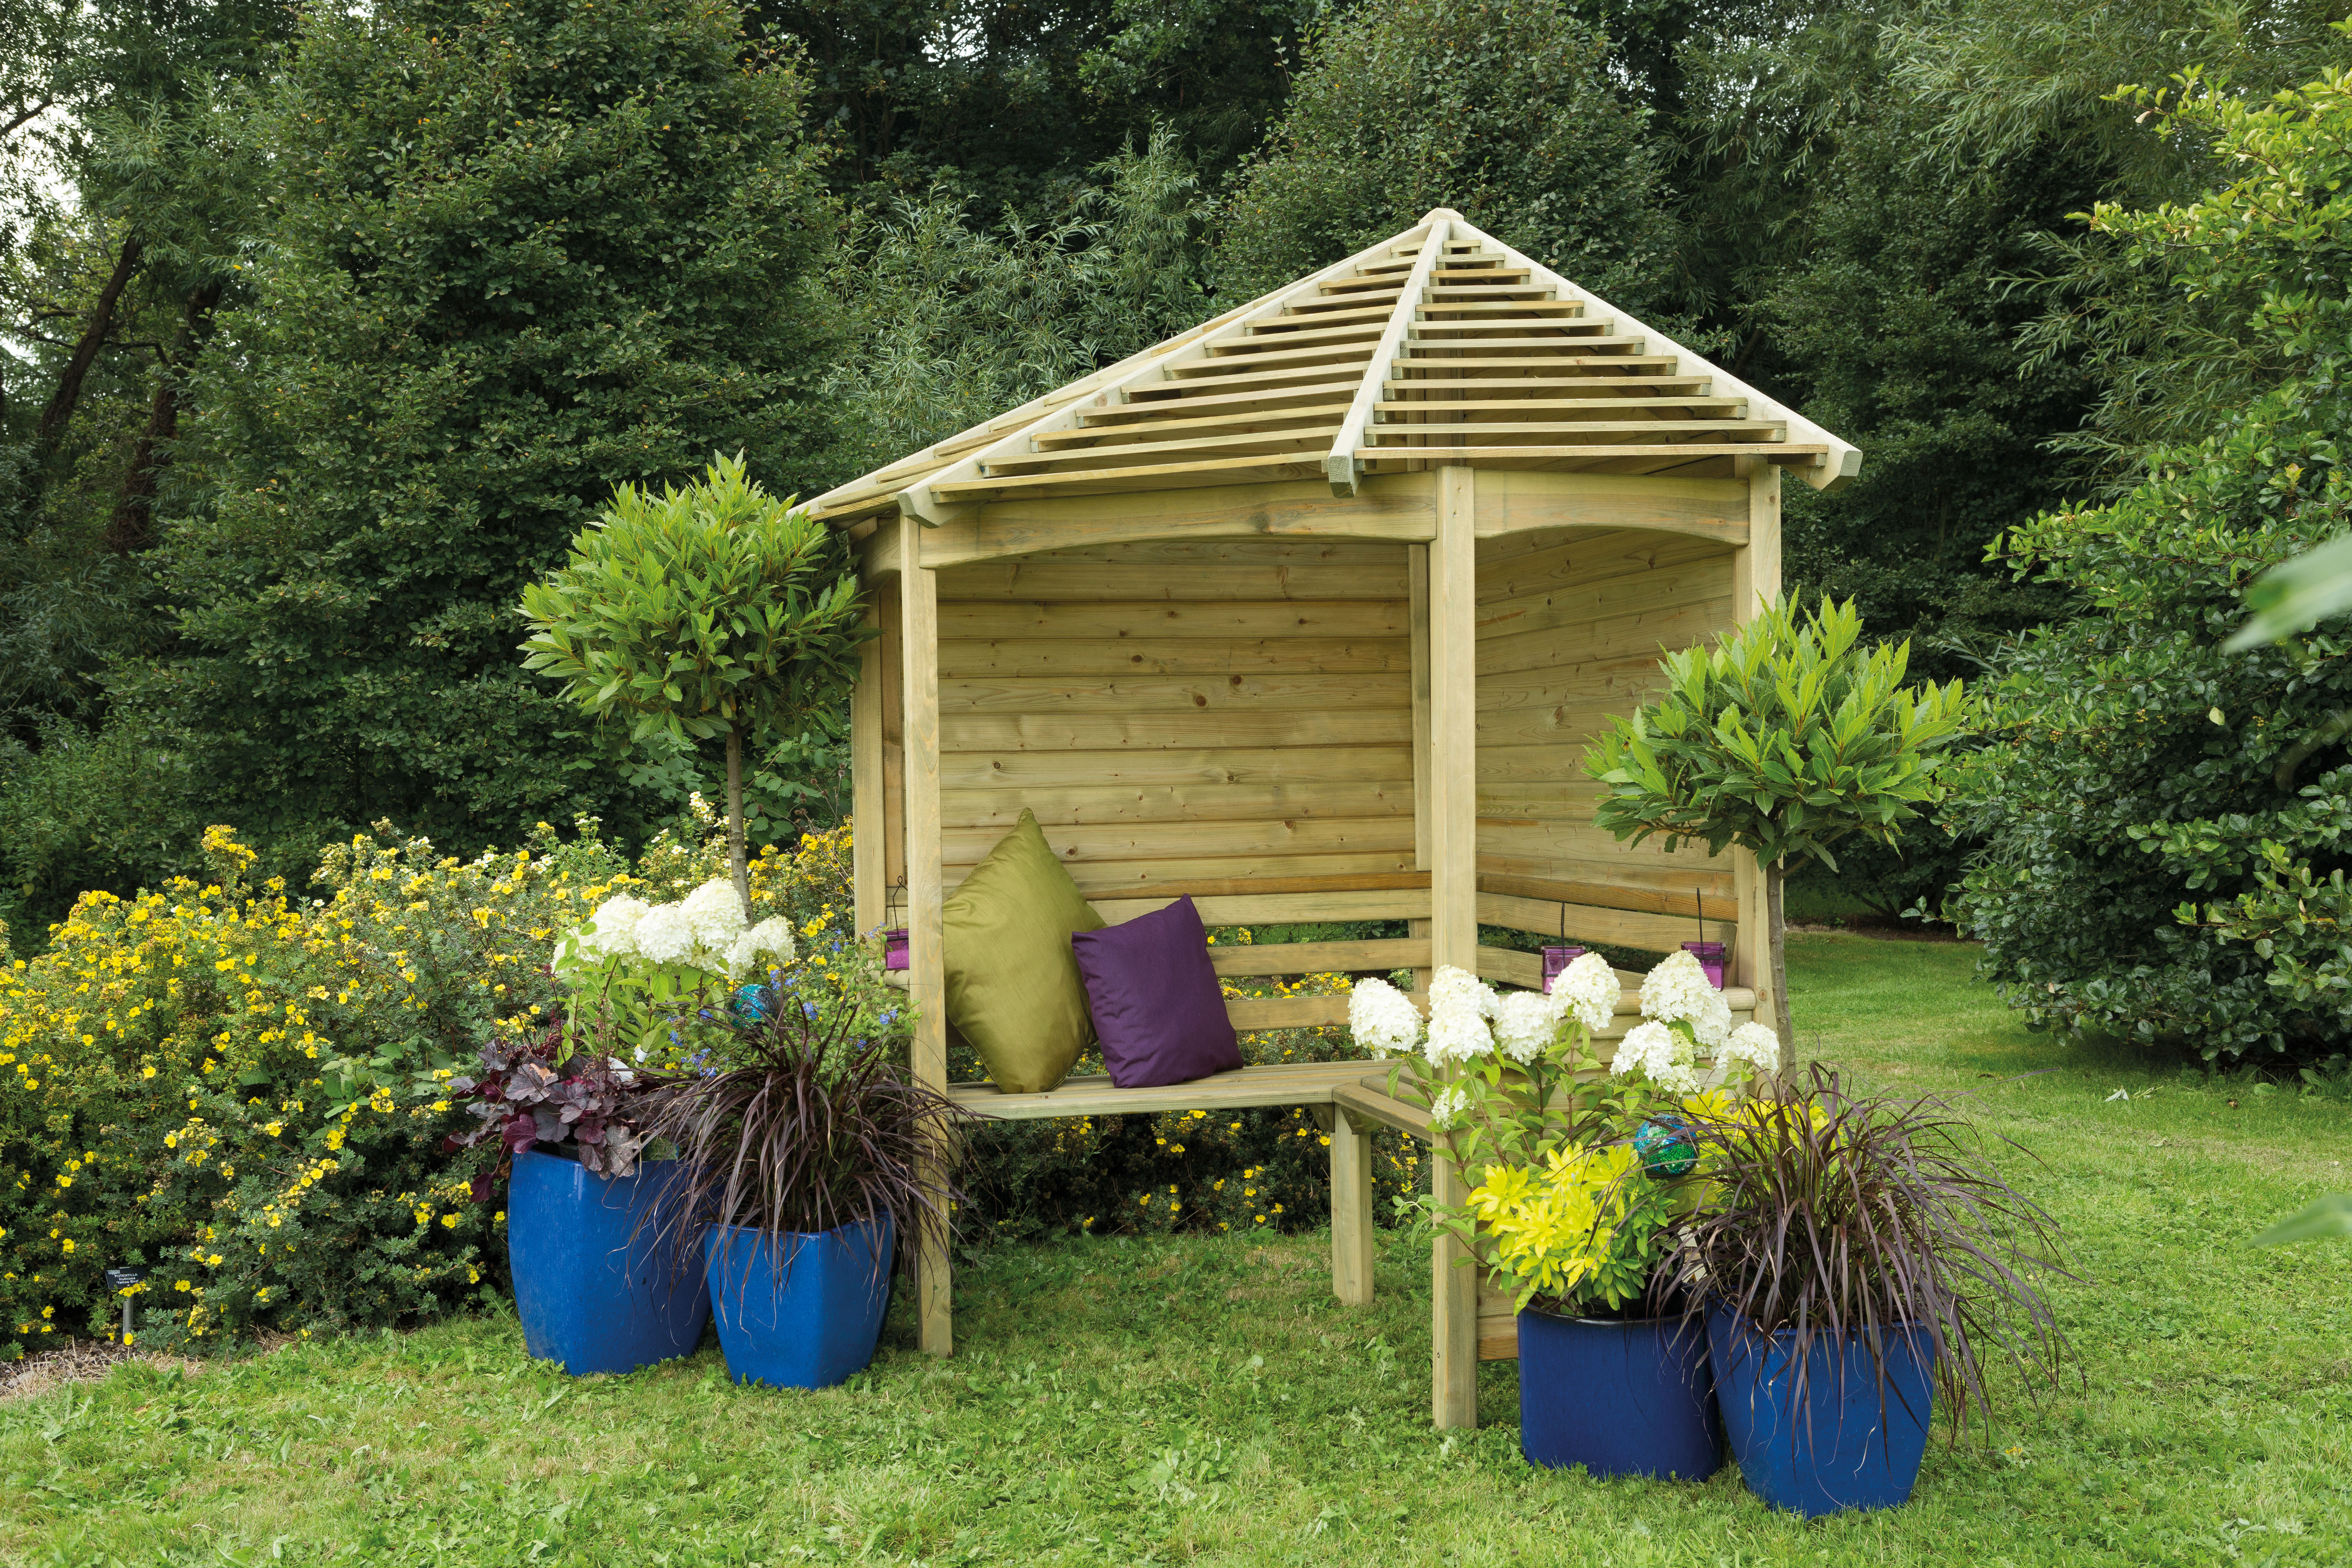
[1466, 1143, 1683, 1314]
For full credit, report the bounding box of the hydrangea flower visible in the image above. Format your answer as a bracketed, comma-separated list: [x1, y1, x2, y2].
[1610, 1020, 1700, 1095]
[725, 915, 797, 980]
[572, 895, 650, 964]
[1553, 951, 1620, 1036]
[679, 878, 749, 953]
[1347, 976, 1422, 1058]
[1423, 965, 1496, 1065]
[630, 904, 697, 967]
[1722, 1020, 1781, 1074]
[1428, 1085, 1471, 1131]
[1639, 949, 1718, 1029]
[1492, 989, 1559, 1064]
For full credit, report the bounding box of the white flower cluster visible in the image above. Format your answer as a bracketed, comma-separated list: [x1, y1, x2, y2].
[1552, 950, 1620, 1036]
[1347, 976, 1423, 1059]
[1423, 965, 1498, 1065]
[1428, 1085, 1471, 1131]
[1639, 948, 1732, 1048]
[1608, 950, 1780, 1094]
[555, 879, 796, 982]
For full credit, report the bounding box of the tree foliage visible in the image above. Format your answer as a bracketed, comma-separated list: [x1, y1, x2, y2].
[1587, 596, 1970, 1044]
[1214, 0, 1679, 310]
[1949, 55, 2352, 1063]
[520, 454, 866, 912]
[95, 0, 838, 889]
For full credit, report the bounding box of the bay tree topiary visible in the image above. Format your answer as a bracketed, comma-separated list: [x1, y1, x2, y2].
[519, 454, 866, 918]
[1584, 596, 1971, 1054]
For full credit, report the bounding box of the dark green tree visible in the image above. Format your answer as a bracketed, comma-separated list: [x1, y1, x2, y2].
[1948, 58, 2352, 1063]
[1212, 0, 1679, 310]
[104, 0, 838, 886]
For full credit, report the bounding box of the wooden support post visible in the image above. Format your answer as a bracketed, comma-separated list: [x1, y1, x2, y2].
[1408, 539, 1434, 1000]
[1429, 467, 1478, 972]
[851, 593, 885, 939]
[900, 513, 951, 1357]
[1428, 463, 1479, 1430]
[1732, 459, 1784, 1072]
[1431, 1155, 1479, 1429]
[1330, 1106, 1375, 1307]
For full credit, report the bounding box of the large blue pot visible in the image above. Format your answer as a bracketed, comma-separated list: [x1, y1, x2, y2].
[1708, 1308, 1935, 1516]
[1518, 1309, 1723, 1480]
[507, 1146, 710, 1376]
[704, 1213, 893, 1389]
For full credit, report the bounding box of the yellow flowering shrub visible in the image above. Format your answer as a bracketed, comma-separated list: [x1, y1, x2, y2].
[0, 801, 836, 1357]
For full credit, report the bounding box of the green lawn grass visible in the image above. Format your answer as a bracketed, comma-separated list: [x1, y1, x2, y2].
[9, 934, 2352, 1566]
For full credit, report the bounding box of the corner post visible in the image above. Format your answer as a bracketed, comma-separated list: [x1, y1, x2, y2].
[900, 513, 951, 1357]
[1428, 463, 1479, 1430]
[1731, 459, 1783, 1070]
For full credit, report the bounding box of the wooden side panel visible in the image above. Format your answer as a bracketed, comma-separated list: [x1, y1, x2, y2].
[1473, 506, 1741, 960]
[851, 594, 885, 938]
[931, 531, 1422, 897]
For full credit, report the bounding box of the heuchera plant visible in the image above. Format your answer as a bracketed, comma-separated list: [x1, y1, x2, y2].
[448, 1022, 674, 1185]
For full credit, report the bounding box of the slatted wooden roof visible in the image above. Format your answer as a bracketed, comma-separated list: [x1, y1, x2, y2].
[808, 209, 1859, 528]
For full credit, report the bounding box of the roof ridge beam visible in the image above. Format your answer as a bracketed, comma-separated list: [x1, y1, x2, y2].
[1326, 216, 1451, 498]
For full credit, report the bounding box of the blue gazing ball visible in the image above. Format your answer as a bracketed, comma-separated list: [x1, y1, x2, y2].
[1634, 1115, 1697, 1180]
[730, 984, 775, 1026]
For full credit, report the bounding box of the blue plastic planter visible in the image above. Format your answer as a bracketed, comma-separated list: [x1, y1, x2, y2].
[1517, 1310, 1723, 1479]
[704, 1213, 893, 1389]
[1708, 1309, 1935, 1516]
[507, 1146, 710, 1376]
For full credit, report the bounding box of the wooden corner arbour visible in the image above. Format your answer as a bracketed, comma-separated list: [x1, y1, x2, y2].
[825, 208, 1858, 1430]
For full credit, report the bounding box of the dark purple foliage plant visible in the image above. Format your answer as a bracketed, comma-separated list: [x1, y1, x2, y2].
[1667, 1066, 2074, 1441]
[640, 935, 978, 1288]
[448, 1020, 677, 1185]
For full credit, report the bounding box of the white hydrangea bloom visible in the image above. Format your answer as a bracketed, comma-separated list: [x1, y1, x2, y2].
[1492, 990, 1558, 1064]
[680, 878, 749, 951]
[1691, 987, 1734, 1050]
[1722, 1020, 1782, 1075]
[1611, 1020, 1701, 1095]
[631, 903, 698, 967]
[1428, 1085, 1471, 1131]
[1640, 949, 1721, 1028]
[1348, 977, 1422, 1059]
[1429, 965, 1498, 1020]
[725, 915, 798, 980]
[578, 895, 650, 962]
[1423, 966, 1496, 1066]
[1554, 951, 1620, 1036]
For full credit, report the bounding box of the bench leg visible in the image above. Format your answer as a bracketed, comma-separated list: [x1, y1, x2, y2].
[918, 1163, 953, 1356]
[1431, 1158, 1478, 1429]
[1330, 1107, 1375, 1306]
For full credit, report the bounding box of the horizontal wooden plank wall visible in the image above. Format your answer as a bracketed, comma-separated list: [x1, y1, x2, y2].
[1474, 515, 1742, 956]
[934, 537, 1420, 898]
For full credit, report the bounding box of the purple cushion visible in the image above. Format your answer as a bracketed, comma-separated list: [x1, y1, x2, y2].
[1070, 897, 1243, 1089]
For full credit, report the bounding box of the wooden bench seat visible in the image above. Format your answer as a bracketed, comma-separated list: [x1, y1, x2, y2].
[944, 981, 1758, 1368]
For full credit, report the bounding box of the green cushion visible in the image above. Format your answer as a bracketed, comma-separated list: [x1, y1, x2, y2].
[941, 809, 1107, 1094]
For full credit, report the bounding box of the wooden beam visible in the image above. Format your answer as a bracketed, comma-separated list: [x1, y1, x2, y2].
[1429, 467, 1478, 970]
[851, 597, 884, 939]
[1432, 1156, 1479, 1428]
[1330, 217, 1450, 497]
[900, 514, 951, 1358]
[916, 474, 1435, 568]
[899, 225, 1436, 525]
[1439, 220, 1862, 492]
[1733, 459, 1784, 1065]
[1331, 1107, 1376, 1307]
[1475, 871, 1737, 923]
